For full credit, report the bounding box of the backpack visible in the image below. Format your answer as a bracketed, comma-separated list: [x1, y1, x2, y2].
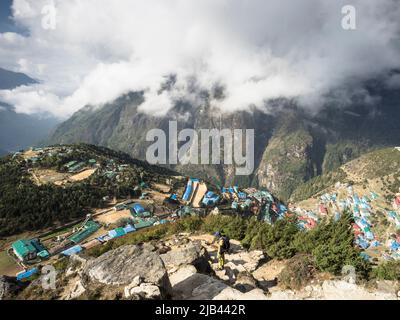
[220, 236, 230, 253]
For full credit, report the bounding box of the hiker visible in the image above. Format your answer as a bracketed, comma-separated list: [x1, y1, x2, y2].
[213, 231, 230, 270]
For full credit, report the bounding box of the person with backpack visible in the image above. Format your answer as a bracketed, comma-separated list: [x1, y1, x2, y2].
[213, 231, 230, 270]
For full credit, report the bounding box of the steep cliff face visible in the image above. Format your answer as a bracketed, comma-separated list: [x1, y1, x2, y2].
[48, 88, 400, 200]
[255, 114, 315, 199]
[49, 93, 275, 188]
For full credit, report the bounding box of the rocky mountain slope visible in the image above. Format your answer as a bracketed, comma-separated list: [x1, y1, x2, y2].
[7, 233, 398, 300]
[48, 87, 400, 200]
[291, 147, 400, 203]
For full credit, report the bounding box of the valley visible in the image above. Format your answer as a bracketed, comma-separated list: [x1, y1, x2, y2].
[0, 143, 399, 300]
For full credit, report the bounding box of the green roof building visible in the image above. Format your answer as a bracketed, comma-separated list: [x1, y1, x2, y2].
[37, 250, 50, 259]
[69, 162, 86, 173]
[134, 219, 156, 230]
[12, 239, 43, 262]
[65, 161, 77, 168]
[69, 221, 101, 244]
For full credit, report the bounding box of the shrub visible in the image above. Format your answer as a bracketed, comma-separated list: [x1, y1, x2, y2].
[278, 254, 315, 290]
[372, 261, 400, 280]
[174, 216, 204, 233]
[53, 257, 69, 271]
[241, 217, 299, 259]
[201, 215, 248, 240]
[115, 218, 134, 228]
[294, 211, 371, 278]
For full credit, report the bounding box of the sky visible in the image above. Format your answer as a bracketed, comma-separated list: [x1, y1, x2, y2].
[0, 0, 18, 33]
[0, 0, 400, 119]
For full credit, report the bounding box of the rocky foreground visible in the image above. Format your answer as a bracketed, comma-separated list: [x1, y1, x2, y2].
[1, 234, 399, 300]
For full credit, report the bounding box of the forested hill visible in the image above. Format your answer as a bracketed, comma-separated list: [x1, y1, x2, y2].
[0, 144, 179, 237]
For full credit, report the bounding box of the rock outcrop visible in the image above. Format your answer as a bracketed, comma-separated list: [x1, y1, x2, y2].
[83, 244, 172, 298]
[14, 233, 400, 300]
[0, 276, 25, 300]
[267, 280, 399, 300]
[161, 241, 211, 274]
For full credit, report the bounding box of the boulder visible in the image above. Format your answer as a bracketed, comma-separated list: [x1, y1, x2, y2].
[0, 276, 25, 300]
[214, 288, 268, 300]
[189, 276, 268, 300]
[234, 272, 258, 293]
[83, 245, 172, 298]
[266, 280, 399, 300]
[190, 276, 232, 300]
[65, 280, 86, 300]
[321, 280, 397, 300]
[161, 242, 211, 274]
[125, 283, 161, 300]
[252, 259, 286, 290]
[169, 265, 198, 287]
[376, 280, 399, 295]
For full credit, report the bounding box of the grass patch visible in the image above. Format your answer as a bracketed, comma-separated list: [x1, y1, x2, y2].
[0, 250, 19, 275]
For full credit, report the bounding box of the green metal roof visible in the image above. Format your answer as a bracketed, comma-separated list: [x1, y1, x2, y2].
[12, 240, 37, 258]
[134, 219, 156, 230]
[31, 239, 46, 252]
[69, 221, 100, 244]
[65, 161, 77, 168]
[37, 250, 50, 259]
[69, 162, 86, 172]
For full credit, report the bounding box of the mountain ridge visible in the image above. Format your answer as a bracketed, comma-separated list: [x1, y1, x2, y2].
[48, 88, 400, 200]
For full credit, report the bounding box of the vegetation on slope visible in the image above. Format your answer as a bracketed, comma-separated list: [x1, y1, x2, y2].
[290, 168, 347, 202]
[0, 144, 177, 237]
[0, 157, 106, 236]
[291, 147, 400, 202]
[86, 212, 372, 280]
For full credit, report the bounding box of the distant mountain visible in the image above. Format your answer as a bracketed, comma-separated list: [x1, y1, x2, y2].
[0, 67, 37, 89]
[48, 87, 400, 200]
[0, 68, 60, 152]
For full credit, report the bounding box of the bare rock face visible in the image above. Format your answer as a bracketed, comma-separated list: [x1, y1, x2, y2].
[65, 280, 86, 300]
[83, 245, 172, 298]
[190, 276, 268, 300]
[267, 280, 399, 300]
[320, 281, 398, 300]
[125, 283, 161, 300]
[161, 242, 211, 274]
[0, 276, 25, 300]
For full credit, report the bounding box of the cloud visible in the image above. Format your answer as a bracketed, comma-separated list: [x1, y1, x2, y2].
[0, 0, 399, 118]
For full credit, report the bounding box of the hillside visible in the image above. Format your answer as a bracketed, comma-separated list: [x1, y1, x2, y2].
[48, 88, 400, 201]
[291, 147, 400, 202]
[0, 144, 179, 237]
[290, 147, 400, 265]
[0, 144, 399, 300]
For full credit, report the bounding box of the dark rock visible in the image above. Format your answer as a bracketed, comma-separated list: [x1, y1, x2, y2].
[0, 276, 25, 300]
